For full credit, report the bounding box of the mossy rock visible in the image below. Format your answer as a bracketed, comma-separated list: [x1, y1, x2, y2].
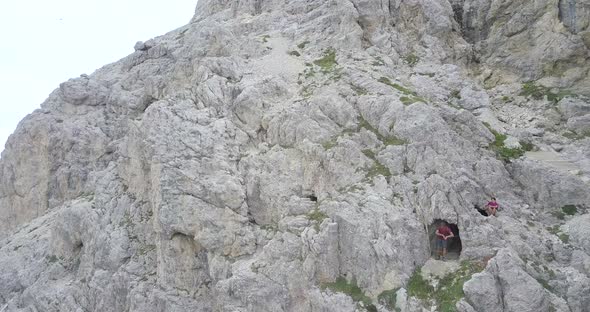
[322, 277, 375, 311]
[519, 82, 574, 103]
[314, 49, 337, 72]
[561, 205, 578, 216]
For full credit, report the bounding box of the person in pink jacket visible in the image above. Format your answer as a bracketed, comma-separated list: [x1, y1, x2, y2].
[485, 197, 499, 216]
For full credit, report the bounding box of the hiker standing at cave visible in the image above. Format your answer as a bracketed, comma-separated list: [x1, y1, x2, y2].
[485, 197, 499, 217]
[435, 221, 454, 261]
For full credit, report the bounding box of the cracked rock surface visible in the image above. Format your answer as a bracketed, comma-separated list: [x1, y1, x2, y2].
[1, 0, 589, 311]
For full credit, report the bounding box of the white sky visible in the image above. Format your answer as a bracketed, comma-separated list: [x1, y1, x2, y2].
[0, 0, 197, 154]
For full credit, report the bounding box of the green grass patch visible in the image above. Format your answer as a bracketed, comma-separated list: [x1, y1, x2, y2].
[547, 226, 560, 235]
[322, 277, 376, 311]
[546, 225, 570, 244]
[400, 96, 426, 105]
[352, 84, 368, 96]
[434, 261, 485, 312]
[362, 149, 392, 179]
[558, 233, 570, 244]
[450, 90, 461, 99]
[497, 146, 526, 160]
[261, 35, 270, 43]
[288, 50, 301, 57]
[304, 67, 316, 78]
[563, 130, 590, 140]
[383, 136, 408, 146]
[404, 53, 420, 66]
[519, 82, 575, 103]
[358, 116, 408, 147]
[407, 262, 484, 312]
[297, 41, 310, 49]
[536, 277, 552, 291]
[520, 142, 535, 152]
[407, 268, 433, 300]
[372, 56, 385, 66]
[47, 255, 60, 263]
[301, 84, 315, 98]
[307, 209, 328, 231]
[378, 288, 399, 310]
[552, 211, 565, 220]
[322, 138, 338, 150]
[378, 77, 416, 95]
[358, 117, 380, 137]
[307, 209, 328, 223]
[366, 160, 392, 179]
[362, 149, 376, 159]
[314, 48, 338, 72]
[485, 124, 529, 161]
[561, 205, 578, 216]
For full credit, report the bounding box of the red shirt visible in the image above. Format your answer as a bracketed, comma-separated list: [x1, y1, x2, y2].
[437, 226, 452, 240]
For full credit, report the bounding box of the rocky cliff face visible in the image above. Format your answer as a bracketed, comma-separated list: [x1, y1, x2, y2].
[1, 1, 589, 311]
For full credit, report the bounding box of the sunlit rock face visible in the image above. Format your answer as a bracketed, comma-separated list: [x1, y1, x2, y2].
[0, 0, 589, 311]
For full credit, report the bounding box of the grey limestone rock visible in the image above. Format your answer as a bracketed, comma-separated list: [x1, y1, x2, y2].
[0, 0, 589, 311]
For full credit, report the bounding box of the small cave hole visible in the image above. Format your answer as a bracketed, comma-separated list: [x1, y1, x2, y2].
[302, 191, 318, 202]
[74, 242, 84, 254]
[474, 204, 488, 216]
[429, 219, 462, 260]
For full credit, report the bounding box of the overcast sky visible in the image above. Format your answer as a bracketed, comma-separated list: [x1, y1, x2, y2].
[0, 0, 197, 154]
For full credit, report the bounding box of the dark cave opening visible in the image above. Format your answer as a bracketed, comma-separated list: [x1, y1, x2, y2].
[429, 219, 462, 260]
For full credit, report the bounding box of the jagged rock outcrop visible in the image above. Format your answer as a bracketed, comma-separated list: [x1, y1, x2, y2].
[1, 0, 589, 311]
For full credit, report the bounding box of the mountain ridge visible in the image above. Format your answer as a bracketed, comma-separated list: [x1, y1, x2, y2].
[1, 1, 589, 311]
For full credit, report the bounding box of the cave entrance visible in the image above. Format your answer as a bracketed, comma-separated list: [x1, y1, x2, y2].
[429, 219, 462, 260]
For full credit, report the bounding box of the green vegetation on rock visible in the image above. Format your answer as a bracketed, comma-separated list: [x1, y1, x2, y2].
[407, 268, 433, 300]
[322, 277, 376, 311]
[563, 130, 590, 140]
[307, 209, 328, 223]
[358, 116, 408, 146]
[314, 49, 337, 72]
[297, 41, 310, 49]
[536, 277, 552, 291]
[519, 82, 574, 103]
[362, 149, 392, 179]
[378, 77, 416, 95]
[435, 262, 484, 312]
[372, 56, 385, 66]
[322, 137, 338, 150]
[400, 96, 426, 105]
[307, 209, 328, 231]
[558, 233, 570, 244]
[351, 84, 368, 96]
[484, 123, 533, 161]
[561, 205, 578, 216]
[546, 225, 570, 244]
[407, 262, 485, 312]
[404, 53, 420, 66]
[547, 225, 560, 235]
[552, 211, 565, 220]
[378, 288, 399, 311]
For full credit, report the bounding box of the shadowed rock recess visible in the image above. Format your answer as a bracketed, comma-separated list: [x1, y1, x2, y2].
[1, 0, 590, 311]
